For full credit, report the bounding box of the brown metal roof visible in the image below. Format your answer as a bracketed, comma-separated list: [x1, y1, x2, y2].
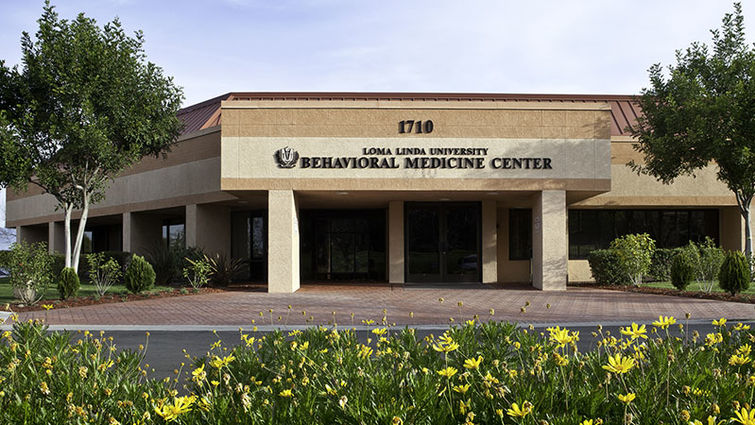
[177, 92, 641, 137]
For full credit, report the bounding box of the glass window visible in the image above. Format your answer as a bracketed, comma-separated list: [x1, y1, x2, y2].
[509, 209, 532, 260]
[568, 209, 719, 259]
[161, 221, 185, 250]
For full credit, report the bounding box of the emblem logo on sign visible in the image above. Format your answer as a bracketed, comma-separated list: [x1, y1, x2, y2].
[274, 146, 299, 168]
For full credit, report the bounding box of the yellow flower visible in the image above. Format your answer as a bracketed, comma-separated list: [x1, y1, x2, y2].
[617, 393, 636, 404]
[464, 355, 483, 370]
[547, 326, 577, 346]
[652, 315, 676, 329]
[738, 344, 752, 356]
[209, 355, 236, 369]
[507, 401, 532, 418]
[453, 383, 471, 394]
[39, 381, 50, 395]
[432, 333, 460, 353]
[732, 407, 755, 425]
[191, 363, 206, 382]
[620, 323, 648, 340]
[392, 417, 403, 425]
[579, 420, 594, 425]
[372, 328, 388, 336]
[279, 389, 293, 398]
[41, 304, 53, 311]
[437, 367, 458, 378]
[602, 353, 635, 374]
[734, 323, 751, 331]
[712, 318, 727, 327]
[154, 395, 195, 422]
[705, 333, 723, 346]
[729, 354, 751, 366]
[553, 352, 569, 366]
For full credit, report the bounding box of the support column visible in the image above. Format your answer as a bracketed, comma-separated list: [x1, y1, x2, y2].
[16, 225, 47, 244]
[267, 190, 300, 293]
[186, 204, 231, 255]
[388, 201, 405, 284]
[532, 190, 567, 290]
[48, 221, 65, 254]
[122, 212, 161, 255]
[481, 200, 498, 284]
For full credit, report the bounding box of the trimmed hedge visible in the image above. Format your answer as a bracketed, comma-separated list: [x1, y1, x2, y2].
[648, 248, 680, 282]
[587, 249, 630, 286]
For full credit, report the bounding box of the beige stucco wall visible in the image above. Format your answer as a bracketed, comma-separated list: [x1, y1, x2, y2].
[267, 190, 300, 293]
[7, 157, 230, 228]
[221, 101, 612, 140]
[186, 204, 231, 256]
[568, 260, 593, 282]
[388, 201, 405, 284]
[532, 191, 567, 290]
[481, 200, 497, 283]
[221, 137, 610, 192]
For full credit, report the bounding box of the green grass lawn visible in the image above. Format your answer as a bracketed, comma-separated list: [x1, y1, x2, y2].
[0, 276, 173, 304]
[642, 280, 755, 295]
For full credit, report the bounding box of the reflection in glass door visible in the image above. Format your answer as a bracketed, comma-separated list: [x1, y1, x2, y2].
[405, 203, 480, 283]
[231, 211, 267, 282]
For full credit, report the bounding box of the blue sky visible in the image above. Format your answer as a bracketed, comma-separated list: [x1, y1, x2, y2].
[0, 0, 752, 246]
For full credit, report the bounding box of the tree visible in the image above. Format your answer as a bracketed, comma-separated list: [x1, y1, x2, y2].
[0, 2, 183, 271]
[630, 3, 755, 258]
[0, 189, 16, 248]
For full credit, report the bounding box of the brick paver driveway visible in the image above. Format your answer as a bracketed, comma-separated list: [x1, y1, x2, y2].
[10, 283, 755, 327]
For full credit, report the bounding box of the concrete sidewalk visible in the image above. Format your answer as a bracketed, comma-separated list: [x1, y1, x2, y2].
[5, 284, 755, 328]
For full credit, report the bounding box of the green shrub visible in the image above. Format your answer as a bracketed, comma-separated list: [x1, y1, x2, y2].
[145, 244, 182, 285]
[206, 252, 245, 287]
[0, 241, 53, 305]
[692, 237, 725, 292]
[100, 251, 133, 280]
[56, 267, 80, 299]
[124, 254, 156, 293]
[610, 233, 656, 286]
[648, 248, 679, 281]
[183, 256, 212, 290]
[670, 249, 695, 291]
[146, 245, 204, 285]
[587, 249, 631, 285]
[87, 252, 122, 297]
[718, 250, 751, 296]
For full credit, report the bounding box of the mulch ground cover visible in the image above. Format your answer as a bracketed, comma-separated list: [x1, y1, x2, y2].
[570, 281, 755, 304]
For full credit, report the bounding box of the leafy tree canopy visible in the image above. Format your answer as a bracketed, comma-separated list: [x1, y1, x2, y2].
[0, 1, 184, 270]
[630, 2, 755, 256]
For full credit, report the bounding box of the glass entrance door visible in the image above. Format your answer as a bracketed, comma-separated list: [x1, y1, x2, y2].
[231, 211, 267, 282]
[405, 203, 481, 283]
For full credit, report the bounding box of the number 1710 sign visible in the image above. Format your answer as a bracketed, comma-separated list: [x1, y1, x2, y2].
[398, 120, 434, 134]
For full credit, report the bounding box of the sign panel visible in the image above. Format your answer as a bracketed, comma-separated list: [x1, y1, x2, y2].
[222, 137, 610, 181]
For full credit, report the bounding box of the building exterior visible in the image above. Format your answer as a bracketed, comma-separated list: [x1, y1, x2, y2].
[5, 92, 745, 292]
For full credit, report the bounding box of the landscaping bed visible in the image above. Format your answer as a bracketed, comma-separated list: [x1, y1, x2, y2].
[0, 317, 752, 424]
[2, 285, 227, 312]
[570, 281, 755, 304]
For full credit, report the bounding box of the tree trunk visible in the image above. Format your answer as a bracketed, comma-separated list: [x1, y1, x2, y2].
[63, 203, 73, 268]
[744, 205, 752, 259]
[736, 193, 753, 260]
[71, 192, 90, 273]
